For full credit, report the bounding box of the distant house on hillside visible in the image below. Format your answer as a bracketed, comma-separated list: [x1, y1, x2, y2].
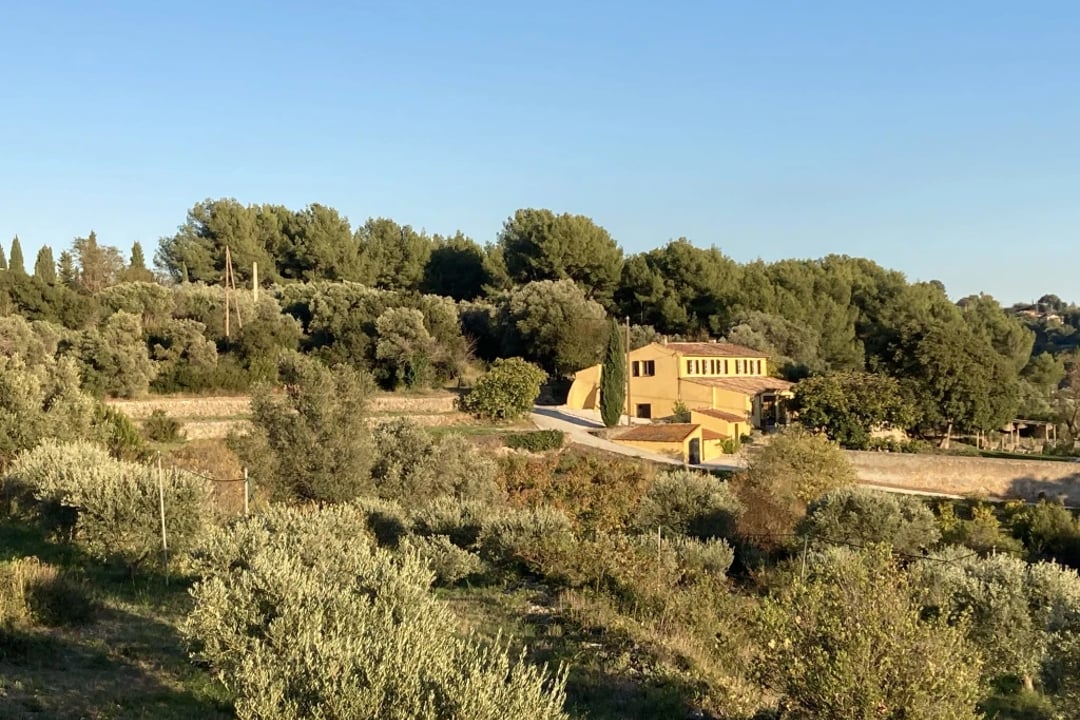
[567, 340, 795, 462]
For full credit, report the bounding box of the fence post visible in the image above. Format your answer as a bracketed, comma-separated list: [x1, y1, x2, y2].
[157, 454, 169, 585]
[243, 467, 250, 517]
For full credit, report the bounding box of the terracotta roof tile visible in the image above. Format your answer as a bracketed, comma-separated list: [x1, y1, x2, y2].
[685, 376, 795, 394]
[701, 428, 727, 441]
[618, 423, 699, 443]
[692, 408, 747, 423]
[665, 341, 769, 358]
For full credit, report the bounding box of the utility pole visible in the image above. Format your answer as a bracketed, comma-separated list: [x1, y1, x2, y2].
[252, 261, 259, 304]
[625, 316, 632, 426]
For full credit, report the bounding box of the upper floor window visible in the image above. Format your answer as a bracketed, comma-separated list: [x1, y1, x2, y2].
[632, 360, 656, 377]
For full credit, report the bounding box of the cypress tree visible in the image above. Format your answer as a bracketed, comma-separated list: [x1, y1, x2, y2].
[600, 318, 627, 427]
[34, 246, 56, 283]
[0, 240, 6, 270]
[8, 236, 25, 275]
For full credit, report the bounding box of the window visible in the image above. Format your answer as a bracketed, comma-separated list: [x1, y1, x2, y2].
[636, 404, 652, 419]
[686, 360, 693, 374]
[756, 359, 763, 375]
[724, 359, 729, 374]
[633, 360, 655, 377]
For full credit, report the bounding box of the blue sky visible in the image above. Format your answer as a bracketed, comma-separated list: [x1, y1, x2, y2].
[2, 1, 1078, 304]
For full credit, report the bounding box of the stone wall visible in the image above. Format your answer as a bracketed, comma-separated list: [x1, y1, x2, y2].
[846, 451, 1080, 504]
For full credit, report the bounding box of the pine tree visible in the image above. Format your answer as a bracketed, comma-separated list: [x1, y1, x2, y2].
[34, 246, 56, 283]
[57, 250, 78, 288]
[600, 318, 627, 427]
[124, 241, 154, 282]
[0, 240, 7, 271]
[9, 236, 26, 275]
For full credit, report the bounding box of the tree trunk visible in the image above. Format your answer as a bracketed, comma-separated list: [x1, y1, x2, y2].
[1022, 673, 1035, 692]
[940, 421, 953, 450]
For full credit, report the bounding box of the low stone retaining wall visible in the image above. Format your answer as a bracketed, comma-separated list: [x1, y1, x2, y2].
[846, 451, 1080, 504]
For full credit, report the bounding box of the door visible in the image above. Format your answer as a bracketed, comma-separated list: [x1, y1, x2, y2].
[688, 438, 701, 464]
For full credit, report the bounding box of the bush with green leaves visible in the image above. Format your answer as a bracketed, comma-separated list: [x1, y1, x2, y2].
[231, 352, 377, 503]
[184, 505, 568, 720]
[0, 353, 134, 470]
[371, 419, 501, 504]
[409, 496, 491, 549]
[398, 533, 485, 586]
[459, 357, 546, 421]
[9, 441, 212, 573]
[633, 469, 743, 540]
[504, 430, 564, 452]
[478, 505, 577, 576]
[798, 486, 940, 554]
[912, 548, 1080, 694]
[732, 428, 855, 550]
[76, 310, 156, 398]
[757, 546, 983, 719]
[143, 409, 185, 443]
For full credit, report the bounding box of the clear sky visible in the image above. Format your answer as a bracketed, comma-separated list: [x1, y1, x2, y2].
[2, 1, 1078, 304]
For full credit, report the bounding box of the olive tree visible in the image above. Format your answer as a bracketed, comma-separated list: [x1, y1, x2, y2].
[231, 353, 376, 503]
[757, 546, 983, 719]
[184, 505, 568, 719]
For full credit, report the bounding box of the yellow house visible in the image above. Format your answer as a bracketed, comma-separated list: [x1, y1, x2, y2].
[614, 423, 725, 464]
[568, 340, 794, 430]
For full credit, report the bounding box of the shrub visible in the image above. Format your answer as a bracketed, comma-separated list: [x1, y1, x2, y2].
[97, 405, 149, 462]
[633, 469, 743, 541]
[938, 502, 1026, 556]
[77, 311, 156, 398]
[231, 352, 377, 503]
[372, 419, 501, 504]
[799, 487, 940, 554]
[732, 429, 856, 550]
[671, 536, 736, 580]
[459, 357, 546, 421]
[504, 430, 564, 452]
[398, 534, 485, 586]
[9, 441, 213, 573]
[351, 496, 411, 548]
[758, 546, 983, 719]
[479, 506, 577, 576]
[184, 505, 568, 720]
[498, 451, 653, 533]
[409, 497, 490, 548]
[143, 409, 185, 443]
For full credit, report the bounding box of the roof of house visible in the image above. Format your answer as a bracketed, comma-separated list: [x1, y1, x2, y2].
[685, 376, 795, 395]
[663, 341, 769, 358]
[701, 428, 727, 441]
[618, 423, 699, 443]
[691, 407, 747, 423]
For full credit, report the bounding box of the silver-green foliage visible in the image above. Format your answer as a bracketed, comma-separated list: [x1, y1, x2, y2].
[912, 548, 1080, 691]
[9, 441, 212, 571]
[371, 419, 500, 504]
[799, 486, 940, 554]
[233, 352, 376, 503]
[0, 354, 106, 468]
[758, 546, 983, 720]
[185, 505, 568, 720]
[633, 469, 743, 540]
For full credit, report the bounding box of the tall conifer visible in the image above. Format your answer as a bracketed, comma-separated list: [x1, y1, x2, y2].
[600, 318, 626, 427]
